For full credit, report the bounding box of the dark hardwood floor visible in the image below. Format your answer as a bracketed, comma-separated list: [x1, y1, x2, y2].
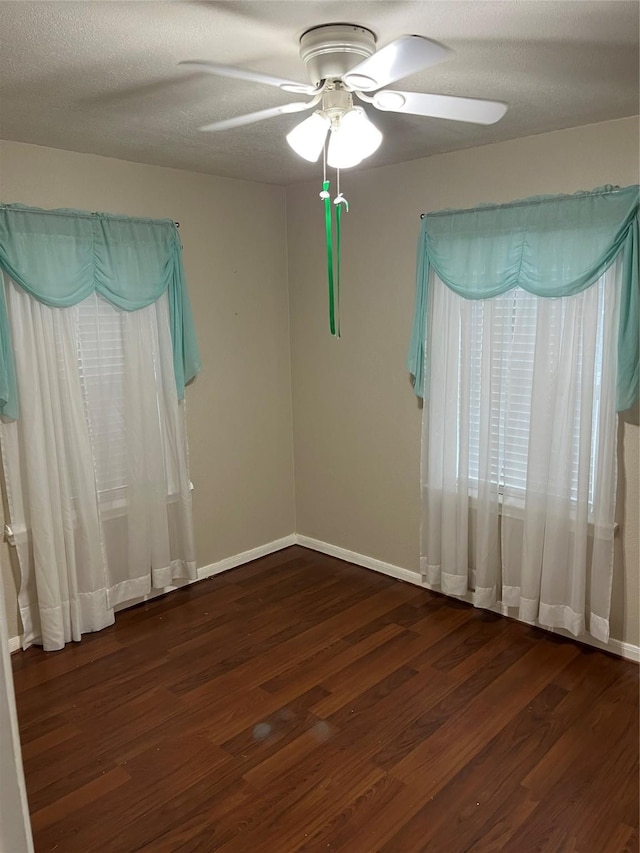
[11, 545, 640, 853]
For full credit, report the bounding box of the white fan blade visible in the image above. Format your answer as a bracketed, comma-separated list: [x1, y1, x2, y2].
[200, 101, 315, 132]
[179, 60, 316, 95]
[343, 36, 450, 92]
[372, 90, 507, 125]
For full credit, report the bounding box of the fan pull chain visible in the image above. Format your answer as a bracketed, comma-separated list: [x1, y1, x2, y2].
[321, 177, 337, 336]
[323, 136, 327, 185]
[319, 147, 348, 338]
[333, 168, 349, 339]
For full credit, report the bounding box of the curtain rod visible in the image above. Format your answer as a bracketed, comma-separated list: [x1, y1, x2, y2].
[0, 204, 179, 228]
[419, 184, 634, 220]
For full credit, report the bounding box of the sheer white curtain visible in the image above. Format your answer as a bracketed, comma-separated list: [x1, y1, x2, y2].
[421, 261, 621, 642]
[0, 569, 33, 852]
[0, 276, 196, 651]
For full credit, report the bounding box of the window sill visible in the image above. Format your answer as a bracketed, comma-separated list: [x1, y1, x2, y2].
[466, 495, 620, 535]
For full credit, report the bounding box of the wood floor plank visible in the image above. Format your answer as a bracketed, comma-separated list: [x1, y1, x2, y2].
[340, 595, 447, 645]
[174, 585, 424, 712]
[622, 827, 640, 853]
[309, 628, 431, 717]
[295, 773, 408, 852]
[11, 633, 126, 693]
[203, 746, 386, 853]
[259, 622, 404, 695]
[388, 641, 579, 792]
[237, 764, 386, 853]
[220, 684, 330, 757]
[371, 633, 542, 771]
[600, 824, 638, 853]
[20, 722, 80, 762]
[505, 698, 638, 852]
[462, 785, 541, 853]
[33, 735, 229, 853]
[522, 663, 637, 799]
[11, 545, 639, 853]
[30, 766, 131, 834]
[379, 682, 567, 852]
[407, 609, 508, 672]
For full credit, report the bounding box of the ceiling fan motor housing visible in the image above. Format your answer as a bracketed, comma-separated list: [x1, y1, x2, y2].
[300, 24, 376, 86]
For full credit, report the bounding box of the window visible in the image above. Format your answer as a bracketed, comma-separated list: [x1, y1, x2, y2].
[77, 293, 128, 499]
[0, 207, 200, 651]
[1, 276, 197, 650]
[462, 278, 607, 507]
[414, 186, 633, 643]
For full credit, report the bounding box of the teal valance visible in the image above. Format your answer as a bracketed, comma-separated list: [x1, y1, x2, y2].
[408, 185, 639, 412]
[0, 205, 201, 419]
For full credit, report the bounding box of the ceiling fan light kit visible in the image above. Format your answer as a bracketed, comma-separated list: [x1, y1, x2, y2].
[286, 85, 383, 168]
[183, 22, 508, 334]
[327, 107, 383, 169]
[286, 112, 331, 162]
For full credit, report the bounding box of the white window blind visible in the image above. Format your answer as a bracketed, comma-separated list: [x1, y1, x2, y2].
[76, 293, 128, 498]
[463, 282, 605, 504]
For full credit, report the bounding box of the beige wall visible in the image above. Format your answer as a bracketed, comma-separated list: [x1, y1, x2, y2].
[0, 140, 296, 641]
[1, 118, 638, 652]
[287, 117, 640, 647]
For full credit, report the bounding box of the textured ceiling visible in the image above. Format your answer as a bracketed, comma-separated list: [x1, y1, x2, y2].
[0, 1, 638, 185]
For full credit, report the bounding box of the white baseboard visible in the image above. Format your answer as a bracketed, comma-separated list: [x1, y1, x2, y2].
[8, 534, 297, 654]
[9, 530, 638, 664]
[557, 632, 640, 663]
[295, 534, 640, 664]
[295, 534, 424, 587]
[197, 534, 297, 581]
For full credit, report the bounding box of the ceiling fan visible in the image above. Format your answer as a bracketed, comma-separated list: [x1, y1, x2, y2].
[180, 24, 508, 169]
